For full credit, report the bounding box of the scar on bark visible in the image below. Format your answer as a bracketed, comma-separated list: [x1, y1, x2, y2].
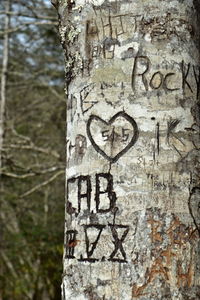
[177, 250, 194, 288]
[132, 257, 169, 298]
[132, 216, 197, 297]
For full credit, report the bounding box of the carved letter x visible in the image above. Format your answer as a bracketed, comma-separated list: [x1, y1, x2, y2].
[108, 224, 129, 263]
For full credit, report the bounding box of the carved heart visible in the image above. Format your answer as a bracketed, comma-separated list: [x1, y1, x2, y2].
[87, 111, 139, 163]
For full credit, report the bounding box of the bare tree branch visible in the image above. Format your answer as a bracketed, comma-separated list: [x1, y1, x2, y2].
[0, 10, 57, 21]
[11, 127, 31, 143]
[1, 252, 18, 279]
[0, 20, 58, 35]
[2, 171, 36, 178]
[2, 166, 64, 179]
[20, 170, 65, 198]
[4, 143, 61, 159]
[40, 79, 65, 102]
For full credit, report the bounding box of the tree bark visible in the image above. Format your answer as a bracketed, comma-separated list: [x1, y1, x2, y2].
[57, 0, 200, 299]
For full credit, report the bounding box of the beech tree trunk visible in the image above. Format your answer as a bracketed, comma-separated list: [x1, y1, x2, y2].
[56, 0, 200, 299]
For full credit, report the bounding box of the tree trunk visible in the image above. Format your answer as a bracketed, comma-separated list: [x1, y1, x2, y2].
[0, 0, 10, 172]
[56, 0, 200, 299]
[0, 2, 10, 299]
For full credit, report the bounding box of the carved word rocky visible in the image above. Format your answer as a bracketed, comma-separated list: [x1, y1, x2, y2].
[132, 56, 200, 99]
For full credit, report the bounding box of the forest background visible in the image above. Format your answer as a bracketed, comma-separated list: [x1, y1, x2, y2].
[0, 1, 65, 299]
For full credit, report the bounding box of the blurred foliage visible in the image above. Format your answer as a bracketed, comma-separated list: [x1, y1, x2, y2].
[1, 1, 65, 299]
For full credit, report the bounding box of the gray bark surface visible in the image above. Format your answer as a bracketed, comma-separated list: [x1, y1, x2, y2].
[57, 0, 200, 299]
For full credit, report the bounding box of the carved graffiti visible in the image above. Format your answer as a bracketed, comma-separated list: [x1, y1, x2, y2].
[132, 56, 150, 92]
[193, 65, 200, 100]
[132, 211, 198, 297]
[86, 10, 193, 61]
[86, 12, 142, 59]
[132, 56, 199, 96]
[181, 61, 193, 93]
[67, 173, 117, 215]
[80, 83, 97, 114]
[139, 13, 194, 42]
[95, 173, 117, 213]
[79, 224, 106, 262]
[188, 187, 200, 236]
[66, 177, 77, 215]
[78, 175, 92, 213]
[65, 211, 198, 265]
[65, 230, 78, 259]
[87, 111, 139, 163]
[75, 134, 87, 161]
[108, 224, 129, 263]
[66, 224, 130, 263]
[167, 119, 184, 157]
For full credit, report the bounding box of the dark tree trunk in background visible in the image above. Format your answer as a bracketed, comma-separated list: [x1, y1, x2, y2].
[56, 0, 200, 299]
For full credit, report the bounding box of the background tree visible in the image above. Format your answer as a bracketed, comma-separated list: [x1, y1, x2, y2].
[56, 0, 200, 299]
[0, 1, 65, 299]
